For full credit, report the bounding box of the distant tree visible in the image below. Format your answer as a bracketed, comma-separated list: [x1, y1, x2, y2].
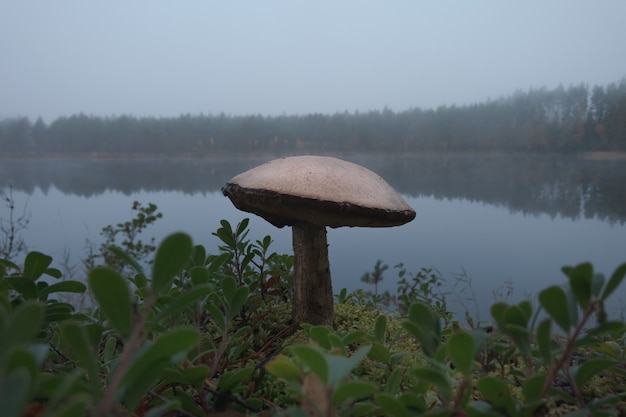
[2, 79, 626, 155]
[0, 117, 32, 154]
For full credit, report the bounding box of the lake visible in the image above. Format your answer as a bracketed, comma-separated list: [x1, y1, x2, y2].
[1, 153, 625, 322]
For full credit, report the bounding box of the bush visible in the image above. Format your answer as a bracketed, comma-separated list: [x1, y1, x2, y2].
[1, 218, 624, 416]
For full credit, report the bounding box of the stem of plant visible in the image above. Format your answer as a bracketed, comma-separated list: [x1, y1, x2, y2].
[540, 298, 598, 398]
[94, 296, 154, 417]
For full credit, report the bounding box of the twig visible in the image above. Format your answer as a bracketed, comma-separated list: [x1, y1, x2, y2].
[540, 298, 598, 399]
[93, 296, 154, 417]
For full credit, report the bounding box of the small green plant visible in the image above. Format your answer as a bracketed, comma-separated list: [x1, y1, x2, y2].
[1, 213, 624, 416]
[0, 186, 29, 260]
[0, 250, 87, 416]
[361, 259, 389, 298]
[210, 218, 294, 317]
[268, 262, 626, 416]
[0, 217, 296, 416]
[353, 261, 455, 323]
[84, 201, 163, 273]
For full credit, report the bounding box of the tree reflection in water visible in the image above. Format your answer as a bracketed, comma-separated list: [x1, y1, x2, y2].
[1, 154, 624, 224]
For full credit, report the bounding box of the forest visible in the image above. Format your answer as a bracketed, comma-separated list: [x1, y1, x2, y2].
[1, 79, 625, 156]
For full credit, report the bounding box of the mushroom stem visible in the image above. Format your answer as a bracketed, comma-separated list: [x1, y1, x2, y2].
[291, 222, 334, 326]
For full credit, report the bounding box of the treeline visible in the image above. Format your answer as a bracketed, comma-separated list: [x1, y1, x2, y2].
[2, 155, 625, 224]
[1, 79, 625, 155]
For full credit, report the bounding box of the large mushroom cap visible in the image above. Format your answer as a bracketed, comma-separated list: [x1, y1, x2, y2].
[222, 155, 416, 228]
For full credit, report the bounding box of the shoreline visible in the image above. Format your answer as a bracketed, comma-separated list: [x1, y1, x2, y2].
[3, 150, 626, 160]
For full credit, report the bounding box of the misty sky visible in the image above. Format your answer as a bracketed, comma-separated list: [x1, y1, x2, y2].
[2, 1, 626, 122]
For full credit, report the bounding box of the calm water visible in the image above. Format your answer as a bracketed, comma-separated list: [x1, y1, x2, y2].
[1, 154, 625, 321]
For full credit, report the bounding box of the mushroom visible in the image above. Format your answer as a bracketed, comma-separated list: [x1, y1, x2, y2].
[222, 156, 415, 325]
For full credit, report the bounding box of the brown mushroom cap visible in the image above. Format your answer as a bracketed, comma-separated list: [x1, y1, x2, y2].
[222, 156, 416, 228]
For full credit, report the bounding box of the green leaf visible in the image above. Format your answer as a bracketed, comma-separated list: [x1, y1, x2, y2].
[308, 326, 333, 349]
[44, 267, 62, 279]
[581, 320, 625, 339]
[573, 358, 619, 387]
[54, 395, 90, 417]
[398, 392, 427, 414]
[7, 349, 39, 383]
[591, 273, 605, 298]
[403, 302, 440, 357]
[131, 273, 148, 290]
[7, 301, 44, 346]
[326, 345, 371, 386]
[0, 368, 30, 417]
[352, 403, 378, 417]
[503, 303, 530, 327]
[341, 330, 370, 346]
[601, 262, 626, 301]
[289, 345, 329, 384]
[477, 376, 517, 415]
[564, 263, 593, 310]
[518, 300, 533, 322]
[205, 303, 226, 332]
[469, 329, 488, 354]
[332, 380, 377, 405]
[103, 336, 118, 363]
[38, 280, 86, 298]
[155, 284, 212, 322]
[4, 277, 37, 299]
[536, 318, 553, 366]
[523, 374, 547, 403]
[375, 393, 413, 417]
[373, 314, 387, 343]
[121, 328, 200, 388]
[190, 244, 207, 266]
[181, 365, 210, 387]
[227, 286, 249, 319]
[384, 368, 403, 394]
[151, 233, 193, 295]
[44, 302, 75, 324]
[412, 367, 452, 401]
[368, 343, 391, 364]
[214, 220, 235, 247]
[490, 302, 508, 329]
[38, 369, 86, 413]
[189, 266, 210, 285]
[447, 331, 475, 375]
[539, 285, 571, 332]
[23, 251, 53, 280]
[505, 324, 532, 359]
[60, 321, 102, 391]
[265, 355, 302, 382]
[566, 287, 579, 325]
[122, 358, 171, 411]
[0, 277, 10, 293]
[0, 258, 19, 272]
[586, 395, 620, 412]
[88, 267, 133, 340]
[217, 366, 254, 392]
[235, 218, 250, 237]
[221, 276, 237, 302]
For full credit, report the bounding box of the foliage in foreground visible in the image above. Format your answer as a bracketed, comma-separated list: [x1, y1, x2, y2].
[0, 218, 625, 416]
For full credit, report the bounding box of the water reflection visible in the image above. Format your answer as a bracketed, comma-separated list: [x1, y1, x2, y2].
[1, 154, 625, 223]
[2, 154, 625, 320]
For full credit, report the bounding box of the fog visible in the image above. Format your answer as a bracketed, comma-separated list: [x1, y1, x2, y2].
[2, 1, 626, 122]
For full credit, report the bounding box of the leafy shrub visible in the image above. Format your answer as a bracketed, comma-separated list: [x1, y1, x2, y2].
[83, 201, 163, 274]
[0, 217, 624, 416]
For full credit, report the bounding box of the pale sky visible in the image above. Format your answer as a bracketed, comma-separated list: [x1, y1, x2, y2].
[2, 1, 625, 123]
